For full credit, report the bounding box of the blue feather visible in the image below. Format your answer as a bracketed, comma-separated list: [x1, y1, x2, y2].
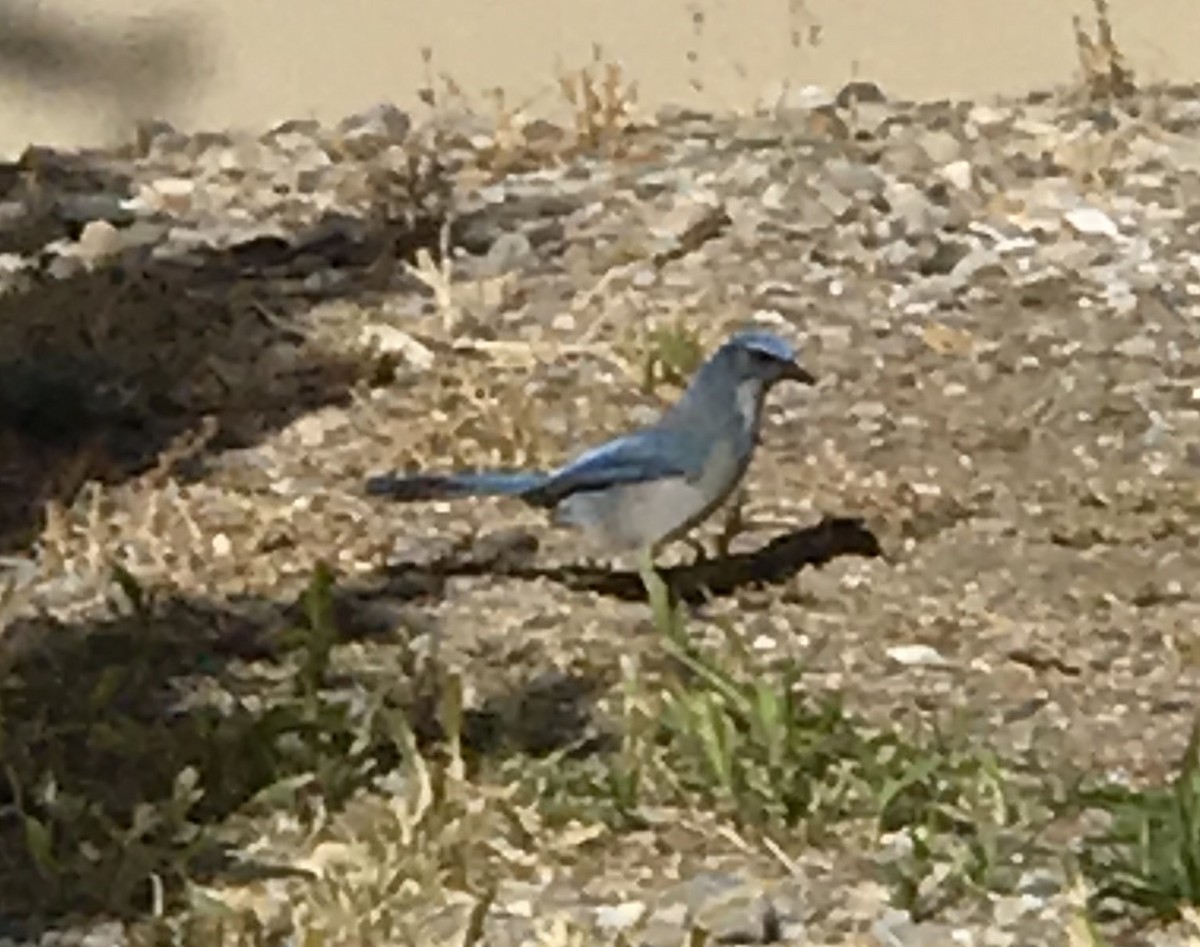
[365, 470, 546, 501]
[524, 430, 697, 506]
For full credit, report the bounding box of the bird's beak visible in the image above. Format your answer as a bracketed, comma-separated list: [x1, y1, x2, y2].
[783, 361, 816, 385]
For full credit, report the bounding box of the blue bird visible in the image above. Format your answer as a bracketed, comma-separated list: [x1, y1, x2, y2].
[366, 330, 814, 567]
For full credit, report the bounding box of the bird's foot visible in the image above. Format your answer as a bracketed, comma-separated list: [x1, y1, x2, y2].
[684, 537, 710, 567]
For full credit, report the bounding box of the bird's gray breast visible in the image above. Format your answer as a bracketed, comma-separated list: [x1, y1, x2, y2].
[552, 377, 765, 552]
[550, 431, 743, 552]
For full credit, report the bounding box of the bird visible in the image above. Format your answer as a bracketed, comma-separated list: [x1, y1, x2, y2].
[365, 330, 814, 574]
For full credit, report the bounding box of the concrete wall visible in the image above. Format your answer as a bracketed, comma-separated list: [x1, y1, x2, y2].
[1, 0, 1195, 156]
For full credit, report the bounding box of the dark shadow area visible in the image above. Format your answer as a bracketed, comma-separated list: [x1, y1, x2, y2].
[0, 574, 599, 934]
[0, 518, 874, 931]
[0, 141, 459, 552]
[0, 590, 325, 930]
[376, 515, 884, 604]
[0, 3, 201, 147]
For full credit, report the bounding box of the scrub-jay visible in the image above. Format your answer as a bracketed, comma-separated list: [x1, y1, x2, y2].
[366, 330, 813, 565]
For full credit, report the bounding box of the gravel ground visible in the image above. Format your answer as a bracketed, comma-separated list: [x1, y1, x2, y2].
[1, 75, 1199, 946]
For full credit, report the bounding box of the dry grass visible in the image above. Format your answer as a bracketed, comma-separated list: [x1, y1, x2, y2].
[1072, 0, 1136, 101]
[414, 43, 641, 181]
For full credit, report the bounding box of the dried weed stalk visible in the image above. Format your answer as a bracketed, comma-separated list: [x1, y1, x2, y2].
[1072, 0, 1136, 101]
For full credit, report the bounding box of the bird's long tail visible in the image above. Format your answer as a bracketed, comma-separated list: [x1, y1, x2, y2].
[364, 470, 549, 502]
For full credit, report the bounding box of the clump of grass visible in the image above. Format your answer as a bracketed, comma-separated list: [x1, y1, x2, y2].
[239, 679, 498, 944]
[639, 320, 706, 394]
[4, 560, 1050, 938]
[870, 729, 1036, 918]
[556, 43, 639, 155]
[0, 564, 413, 920]
[415, 44, 639, 179]
[1072, 0, 1135, 101]
[531, 581, 1046, 918]
[128, 670, 505, 947]
[1078, 717, 1200, 921]
[659, 631, 1040, 916]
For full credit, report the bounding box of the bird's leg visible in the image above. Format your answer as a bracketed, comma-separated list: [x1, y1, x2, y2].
[715, 486, 749, 560]
[637, 547, 678, 636]
[637, 546, 662, 597]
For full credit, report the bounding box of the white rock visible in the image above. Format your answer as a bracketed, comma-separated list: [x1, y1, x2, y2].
[968, 104, 1008, 127]
[0, 252, 29, 275]
[294, 415, 329, 448]
[631, 266, 657, 288]
[940, 159, 974, 191]
[142, 176, 196, 214]
[760, 181, 789, 211]
[1116, 334, 1157, 359]
[75, 219, 123, 264]
[1063, 206, 1120, 238]
[153, 176, 195, 197]
[750, 308, 787, 326]
[886, 644, 951, 667]
[594, 901, 646, 930]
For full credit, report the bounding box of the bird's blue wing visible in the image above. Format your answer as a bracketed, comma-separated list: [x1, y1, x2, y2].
[525, 429, 699, 506]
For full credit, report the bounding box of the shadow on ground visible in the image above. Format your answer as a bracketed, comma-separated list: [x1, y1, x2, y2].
[0, 145, 454, 552]
[0, 573, 600, 932]
[0, 518, 873, 932]
[0, 140, 515, 932]
[375, 515, 884, 603]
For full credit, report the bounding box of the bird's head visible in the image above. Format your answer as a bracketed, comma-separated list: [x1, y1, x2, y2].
[721, 330, 815, 388]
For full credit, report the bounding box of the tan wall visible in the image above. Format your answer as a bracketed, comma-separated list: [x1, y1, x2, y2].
[1, 0, 1196, 157]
